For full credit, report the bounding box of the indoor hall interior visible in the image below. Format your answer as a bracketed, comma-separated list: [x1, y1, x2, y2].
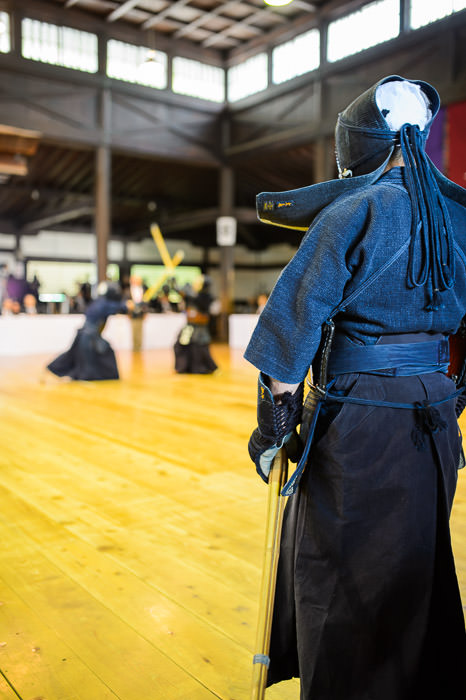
[0, 1, 465, 698]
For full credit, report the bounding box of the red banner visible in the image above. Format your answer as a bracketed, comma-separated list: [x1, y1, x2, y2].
[447, 101, 466, 187]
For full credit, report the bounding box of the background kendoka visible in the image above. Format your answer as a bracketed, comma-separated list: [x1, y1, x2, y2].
[245, 75, 466, 700]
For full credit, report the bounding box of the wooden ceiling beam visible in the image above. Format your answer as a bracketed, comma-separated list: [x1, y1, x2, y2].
[0, 219, 18, 235]
[174, 0, 238, 39]
[0, 154, 28, 176]
[106, 0, 141, 23]
[20, 205, 95, 233]
[293, 1, 317, 10]
[0, 124, 41, 156]
[1, 183, 164, 210]
[142, 0, 191, 31]
[158, 205, 257, 233]
[202, 6, 286, 49]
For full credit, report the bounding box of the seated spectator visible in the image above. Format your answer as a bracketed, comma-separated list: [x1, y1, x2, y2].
[23, 294, 38, 314]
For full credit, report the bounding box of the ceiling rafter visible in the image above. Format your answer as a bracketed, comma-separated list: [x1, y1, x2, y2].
[56, 0, 323, 56]
[19, 205, 95, 233]
[202, 7, 281, 48]
[107, 0, 141, 23]
[142, 0, 193, 31]
[174, 0, 239, 39]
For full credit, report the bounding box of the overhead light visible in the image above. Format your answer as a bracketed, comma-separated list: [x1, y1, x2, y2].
[143, 49, 159, 65]
[139, 49, 165, 86]
[264, 0, 294, 6]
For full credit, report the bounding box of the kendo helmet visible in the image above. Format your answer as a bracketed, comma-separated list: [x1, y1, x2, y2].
[334, 75, 440, 178]
[97, 280, 122, 301]
[256, 74, 466, 310]
[256, 74, 464, 235]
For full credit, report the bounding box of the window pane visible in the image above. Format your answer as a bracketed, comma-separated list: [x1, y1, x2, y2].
[410, 0, 466, 29]
[172, 57, 225, 103]
[273, 28, 320, 84]
[228, 53, 268, 102]
[107, 39, 167, 90]
[21, 18, 97, 73]
[327, 0, 399, 63]
[0, 12, 10, 53]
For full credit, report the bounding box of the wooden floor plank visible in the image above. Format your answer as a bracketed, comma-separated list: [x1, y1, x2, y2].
[0, 409, 264, 554]
[0, 345, 464, 699]
[0, 431, 264, 602]
[0, 497, 256, 699]
[0, 485, 258, 650]
[0, 674, 22, 700]
[0, 514, 223, 700]
[0, 576, 119, 700]
[0, 347, 300, 699]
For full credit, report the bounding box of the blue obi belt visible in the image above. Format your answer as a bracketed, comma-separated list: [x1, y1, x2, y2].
[327, 333, 450, 378]
[281, 333, 460, 497]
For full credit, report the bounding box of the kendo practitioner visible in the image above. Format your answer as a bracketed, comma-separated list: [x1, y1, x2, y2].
[245, 75, 466, 700]
[174, 275, 218, 374]
[127, 274, 148, 352]
[46, 281, 129, 381]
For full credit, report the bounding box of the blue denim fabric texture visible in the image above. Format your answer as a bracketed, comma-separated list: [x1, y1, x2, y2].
[244, 167, 466, 383]
[256, 157, 390, 231]
[256, 156, 466, 233]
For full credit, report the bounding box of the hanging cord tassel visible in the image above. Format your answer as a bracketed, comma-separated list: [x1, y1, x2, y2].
[399, 124, 455, 311]
[411, 399, 448, 451]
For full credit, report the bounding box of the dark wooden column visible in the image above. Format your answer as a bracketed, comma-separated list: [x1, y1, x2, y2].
[14, 232, 23, 275]
[95, 144, 110, 282]
[399, 0, 410, 34]
[314, 135, 335, 183]
[10, 3, 23, 57]
[95, 85, 111, 283]
[218, 165, 235, 342]
[202, 245, 210, 273]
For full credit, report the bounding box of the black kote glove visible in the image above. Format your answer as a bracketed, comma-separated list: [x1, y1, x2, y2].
[248, 372, 303, 483]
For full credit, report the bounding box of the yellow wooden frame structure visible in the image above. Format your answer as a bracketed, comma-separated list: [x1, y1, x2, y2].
[142, 223, 185, 302]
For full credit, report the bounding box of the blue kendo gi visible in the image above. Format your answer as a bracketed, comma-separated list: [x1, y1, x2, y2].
[245, 77, 466, 700]
[47, 294, 127, 380]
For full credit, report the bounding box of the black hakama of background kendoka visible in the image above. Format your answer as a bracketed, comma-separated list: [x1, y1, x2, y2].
[47, 295, 126, 381]
[174, 287, 217, 374]
[47, 323, 119, 380]
[174, 324, 217, 374]
[267, 370, 466, 700]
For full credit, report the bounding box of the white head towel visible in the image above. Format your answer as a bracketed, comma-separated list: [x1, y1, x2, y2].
[375, 80, 432, 131]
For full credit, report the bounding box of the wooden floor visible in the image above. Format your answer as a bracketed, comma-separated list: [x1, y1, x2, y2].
[0, 345, 464, 700]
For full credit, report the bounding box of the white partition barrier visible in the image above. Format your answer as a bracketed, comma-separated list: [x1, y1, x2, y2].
[0, 313, 187, 356]
[103, 313, 186, 351]
[228, 313, 259, 350]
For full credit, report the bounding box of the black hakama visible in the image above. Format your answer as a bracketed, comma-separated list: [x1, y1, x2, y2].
[47, 325, 119, 380]
[268, 371, 466, 700]
[174, 324, 217, 374]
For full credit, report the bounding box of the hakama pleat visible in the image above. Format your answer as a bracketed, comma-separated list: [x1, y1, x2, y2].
[174, 324, 217, 374]
[47, 327, 119, 381]
[267, 371, 466, 700]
